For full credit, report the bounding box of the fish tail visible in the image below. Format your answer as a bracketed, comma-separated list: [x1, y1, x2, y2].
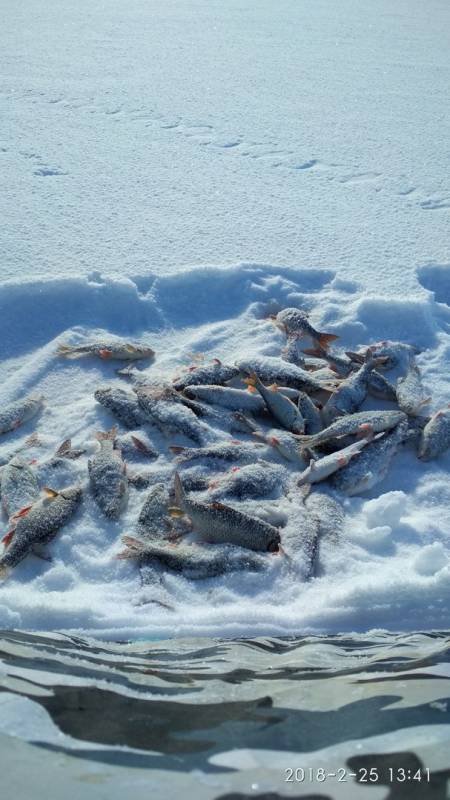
[317, 332, 339, 350]
[302, 347, 324, 357]
[56, 344, 80, 359]
[169, 446, 186, 455]
[116, 535, 146, 560]
[173, 471, 186, 507]
[131, 436, 155, 457]
[244, 373, 258, 388]
[55, 438, 72, 456]
[96, 426, 117, 442]
[346, 350, 365, 364]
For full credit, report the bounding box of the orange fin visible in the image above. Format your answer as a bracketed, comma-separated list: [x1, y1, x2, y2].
[317, 333, 339, 350]
[2, 530, 15, 547]
[11, 505, 33, 520]
[43, 487, 59, 498]
[99, 349, 113, 359]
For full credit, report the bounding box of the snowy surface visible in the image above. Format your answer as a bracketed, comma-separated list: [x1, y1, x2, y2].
[1, 0, 450, 639]
[1, 0, 450, 293]
[0, 265, 449, 639]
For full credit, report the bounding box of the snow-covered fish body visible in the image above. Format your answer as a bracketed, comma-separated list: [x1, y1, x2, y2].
[118, 537, 268, 579]
[0, 486, 81, 578]
[248, 373, 305, 433]
[136, 484, 170, 542]
[0, 396, 44, 436]
[297, 438, 373, 486]
[418, 407, 450, 461]
[322, 358, 381, 425]
[347, 341, 419, 371]
[236, 356, 336, 394]
[275, 308, 338, 350]
[1, 457, 39, 519]
[114, 432, 158, 460]
[169, 440, 266, 464]
[209, 461, 286, 500]
[396, 358, 430, 416]
[173, 473, 281, 551]
[296, 409, 407, 447]
[135, 387, 212, 444]
[297, 392, 322, 435]
[94, 386, 149, 429]
[304, 491, 345, 542]
[183, 385, 265, 413]
[172, 362, 239, 391]
[88, 429, 128, 518]
[332, 420, 409, 495]
[57, 341, 154, 361]
[367, 371, 397, 401]
[281, 335, 306, 367]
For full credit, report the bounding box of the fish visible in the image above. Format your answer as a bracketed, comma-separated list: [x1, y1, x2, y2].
[172, 360, 239, 391]
[322, 355, 385, 425]
[396, 357, 431, 416]
[88, 428, 128, 518]
[304, 490, 345, 543]
[171, 472, 281, 551]
[183, 385, 265, 413]
[297, 392, 323, 435]
[281, 335, 306, 367]
[57, 341, 155, 361]
[208, 461, 287, 500]
[115, 432, 158, 460]
[0, 395, 44, 437]
[135, 386, 213, 444]
[303, 346, 353, 376]
[236, 356, 337, 394]
[418, 406, 450, 461]
[169, 440, 267, 464]
[0, 486, 81, 580]
[296, 409, 407, 448]
[367, 371, 397, 401]
[94, 386, 149, 429]
[275, 308, 339, 349]
[297, 437, 375, 486]
[135, 484, 172, 542]
[117, 537, 269, 579]
[1, 457, 40, 520]
[332, 420, 410, 495]
[346, 340, 419, 371]
[245, 373, 306, 433]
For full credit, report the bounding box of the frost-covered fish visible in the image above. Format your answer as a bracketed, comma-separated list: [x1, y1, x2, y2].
[236, 356, 337, 394]
[172, 360, 239, 391]
[275, 308, 339, 350]
[0, 395, 44, 437]
[246, 373, 305, 433]
[367, 371, 397, 401]
[0, 457, 39, 520]
[297, 392, 322, 435]
[94, 386, 149, 429]
[418, 407, 450, 461]
[396, 357, 430, 416]
[117, 536, 269, 579]
[115, 432, 158, 460]
[135, 386, 212, 444]
[332, 420, 409, 495]
[135, 484, 171, 541]
[172, 472, 281, 551]
[304, 491, 345, 542]
[0, 486, 81, 579]
[322, 355, 384, 425]
[57, 341, 155, 360]
[169, 440, 266, 464]
[183, 385, 265, 413]
[208, 461, 287, 499]
[296, 409, 407, 447]
[303, 346, 352, 376]
[297, 437, 374, 486]
[281, 335, 306, 367]
[88, 428, 128, 518]
[346, 340, 419, 371]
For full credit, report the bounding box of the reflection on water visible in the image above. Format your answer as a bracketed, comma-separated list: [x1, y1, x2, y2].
[1, 630, 449, 798]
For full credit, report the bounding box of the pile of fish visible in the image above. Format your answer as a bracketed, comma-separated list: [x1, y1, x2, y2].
[0, 309, 448, 591]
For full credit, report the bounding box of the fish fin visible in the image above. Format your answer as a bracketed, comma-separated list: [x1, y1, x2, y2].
[167, 506, 184, 518]
[56, 343, 78, 358]
[244, 373, 257, 388]
[96, 426, 117, 442]
[11, 505, 33, 520]
[131, 435, 156, 457]
[25, 432, 41, 447]
[305, 447, 317, 461]
[212, 357, 222, 365]
[345, 350, 365, 364]
[125, 344, 137, 352]
[356, 423, 374, 440]
[2, 530, 15, 547]
[418, 397, 432, 407]
[169, 446, 185, 455]
[210, 501, 228, 510]
[173, 472, 185, 506]
[0, 565, 11, 581]
[55, 438, 72, 456]
[99, 349, 113, 359]
[247, 385, 258, 394]
[268, 383, 279, 392]
[317, 333, 339, 350]
[269, 435, 280, 446]
[303, 347, 323, 357]
[309, 458, 315, 470]
[337, 455, 347, 466]
[43, 487, 59, 498]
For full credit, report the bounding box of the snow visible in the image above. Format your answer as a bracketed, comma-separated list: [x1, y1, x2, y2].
[1, 0, 450, 639]
[0, 265, 449, 639]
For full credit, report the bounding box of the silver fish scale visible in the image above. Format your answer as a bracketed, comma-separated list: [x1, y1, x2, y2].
[172, 441, 266, 464]
[332, 420, 409, 495]
[88, 449, 128, 518]
[298, 409, 407, 447]
[1, 457, 39, 519]
[419, 408, 450, 460]
[209, 461, 286, 500]
[173, 363, 239, 391]
[137, 540, 269, 578]
[323, 361, 375, 423]
[0, 396, 43, 436]
[0, 488, 81, 571]
[94, 387, 149, 429]
[184, 385, 265, 413]
[236, 356, 333, 393]
[136, 389, 211, 444]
